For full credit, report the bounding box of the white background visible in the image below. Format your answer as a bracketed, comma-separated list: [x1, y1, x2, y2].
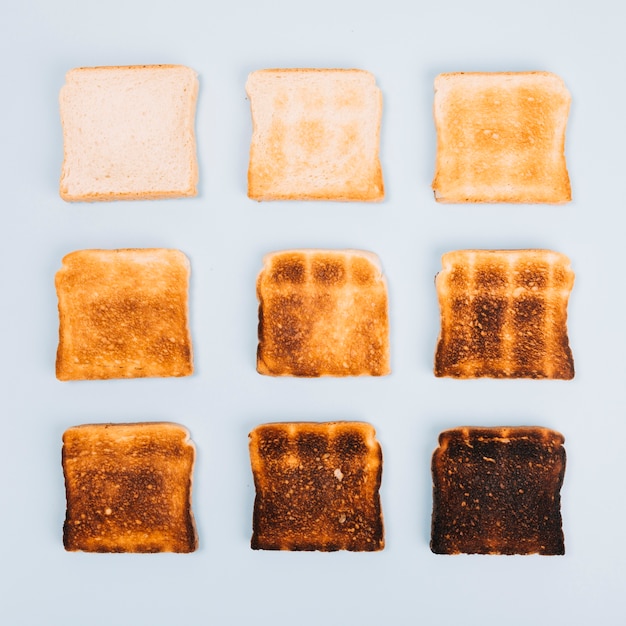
[1, 1, 624, 624]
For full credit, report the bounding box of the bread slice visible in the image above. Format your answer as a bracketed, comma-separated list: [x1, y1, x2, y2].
[249, 422, 384, 551]
[59, 65, 198, 201]
[431, 426, 566, 555]
[256, 249, 390, 376]
[63, 422, 198, 553]
[246, 69, 384, 201]
[435, 249, 575, 379]
[432, 72, 571, 203]
[55, 248, 193, 380]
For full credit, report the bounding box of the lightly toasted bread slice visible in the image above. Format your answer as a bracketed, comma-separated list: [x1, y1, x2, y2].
[256, 249, 390, 377]
[55, 248, 193, 380]
[249, 422, 384, 551]
[59, 64, 198, 201]
[63, 422, 198, 553]
[434, 249, 574, 379]
[432, 71, 571, 203]
[431, 426, 566, 555]
[246, 68, 384, 201]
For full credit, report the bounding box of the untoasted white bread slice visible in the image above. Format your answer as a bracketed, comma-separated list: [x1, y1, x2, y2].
[432, 72, 571, 203]
[55, 248, 193, 380]
[246, 69, 384, 201]
[60, 65, 199, 201]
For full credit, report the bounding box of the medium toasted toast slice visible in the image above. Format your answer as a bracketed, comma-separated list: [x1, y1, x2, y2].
[435, 249, 574, 379]
[55, 248, 193, 380]
[60, 65, 198, 201]
[432, 72, 571, 203]
[246, 69, 384, 201]
[256, 249, 390, 377]
[62, 422, 198, 553]
[249, 422, 384, 551]
[431, 426, 566, 555]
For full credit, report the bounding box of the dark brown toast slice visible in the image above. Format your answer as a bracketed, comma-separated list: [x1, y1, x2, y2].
[435, 249, 575, 379]
[431, 426, 566, 555]
[249, 422, 384, 551]
[431, 71, 571, 204]
[56, 248, 193, 380]
[256, 249, 390, 377]
[62, 422, 198, 553]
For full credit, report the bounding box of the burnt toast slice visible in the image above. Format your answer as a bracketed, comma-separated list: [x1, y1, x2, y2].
[431, 426, 566, 555]
[249, 422, 384, 551]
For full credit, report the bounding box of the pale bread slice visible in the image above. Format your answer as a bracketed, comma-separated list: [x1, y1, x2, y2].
[256, 249, 390, 376]
[59, 65, 198, 201]
[246, 69, 384, 201]
[432, 72, 571, 203]
[55, 248, 193, 380]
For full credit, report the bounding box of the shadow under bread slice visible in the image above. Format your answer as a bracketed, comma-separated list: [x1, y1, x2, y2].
[431, 426, 565, 555]
[249, 422, 384, 551]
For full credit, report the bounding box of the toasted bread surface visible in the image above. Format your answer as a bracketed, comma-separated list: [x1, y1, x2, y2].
[256, 249, 390, 377]
[431, 426, 565, 555]
[60, 64, 198, 201]
[432, 72, 571, 203]
[435, 249, 574, 379]
[63, 422, 198, 553]
[246, 69, 384, 201]
[249, 422, 384, 551]
[56, 248, 193, 380]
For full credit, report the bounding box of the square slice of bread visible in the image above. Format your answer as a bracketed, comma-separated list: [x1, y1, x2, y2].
[55, 248, 193, 380]
[246, 69, 384, 201]
[63, 422, 198, 553]
[431, 426, 566, 555]
[249, 422, 384, 551]
[432, 72, 571, 203]
[60, 65, 198, 201]
[256, 249, 390, 376]
[434, 249, 575, 379]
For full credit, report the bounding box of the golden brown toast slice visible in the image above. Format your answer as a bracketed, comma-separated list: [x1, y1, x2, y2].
[431, 426, 566, 555]
[432, 72, 571, 203]
[435, 250, 574, 379]
[62, 422, 198, 553]
[55, 248, 193, 380]
[246, 69, 384, 201]
[249, 422, 384, 551]
[256, 249, 390, 377]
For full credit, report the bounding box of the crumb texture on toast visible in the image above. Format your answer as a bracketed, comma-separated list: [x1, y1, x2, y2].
[435, 249, 574, 379]
[432, 72, 571, 203]
[55, 248, 193, 380]
[59, 64, 198, 201]
[246, 69, 384, 201]
[249, 422, 384, 551]
[256, 249, 390, 377]
[431, 426, 565, 555]
[62, 422, 198, 553]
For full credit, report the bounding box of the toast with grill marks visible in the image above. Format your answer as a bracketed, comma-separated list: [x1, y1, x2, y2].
[435, 249, 574, 379]
[256, 249, 390, 377]
[56, 248, 193, 380]
[249, 422, 384, 551]
[431, 426, 566, 555]
[63, 422, 198, 553]
[246, 69, 384, 201]
[432, 72, 571, 203]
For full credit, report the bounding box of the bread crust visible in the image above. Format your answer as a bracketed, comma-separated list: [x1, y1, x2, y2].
[432, 71, 571, 203]
[55, 248, 193, 380]
[431, 426, 566, 555]
[246, 69, 384, 201]
[59, 64, 198, 201]
[62, 422, 198, 553]
[434, 249, 575, 379]
[256, 249, 390, 377]
[249, 422, 384, 551]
